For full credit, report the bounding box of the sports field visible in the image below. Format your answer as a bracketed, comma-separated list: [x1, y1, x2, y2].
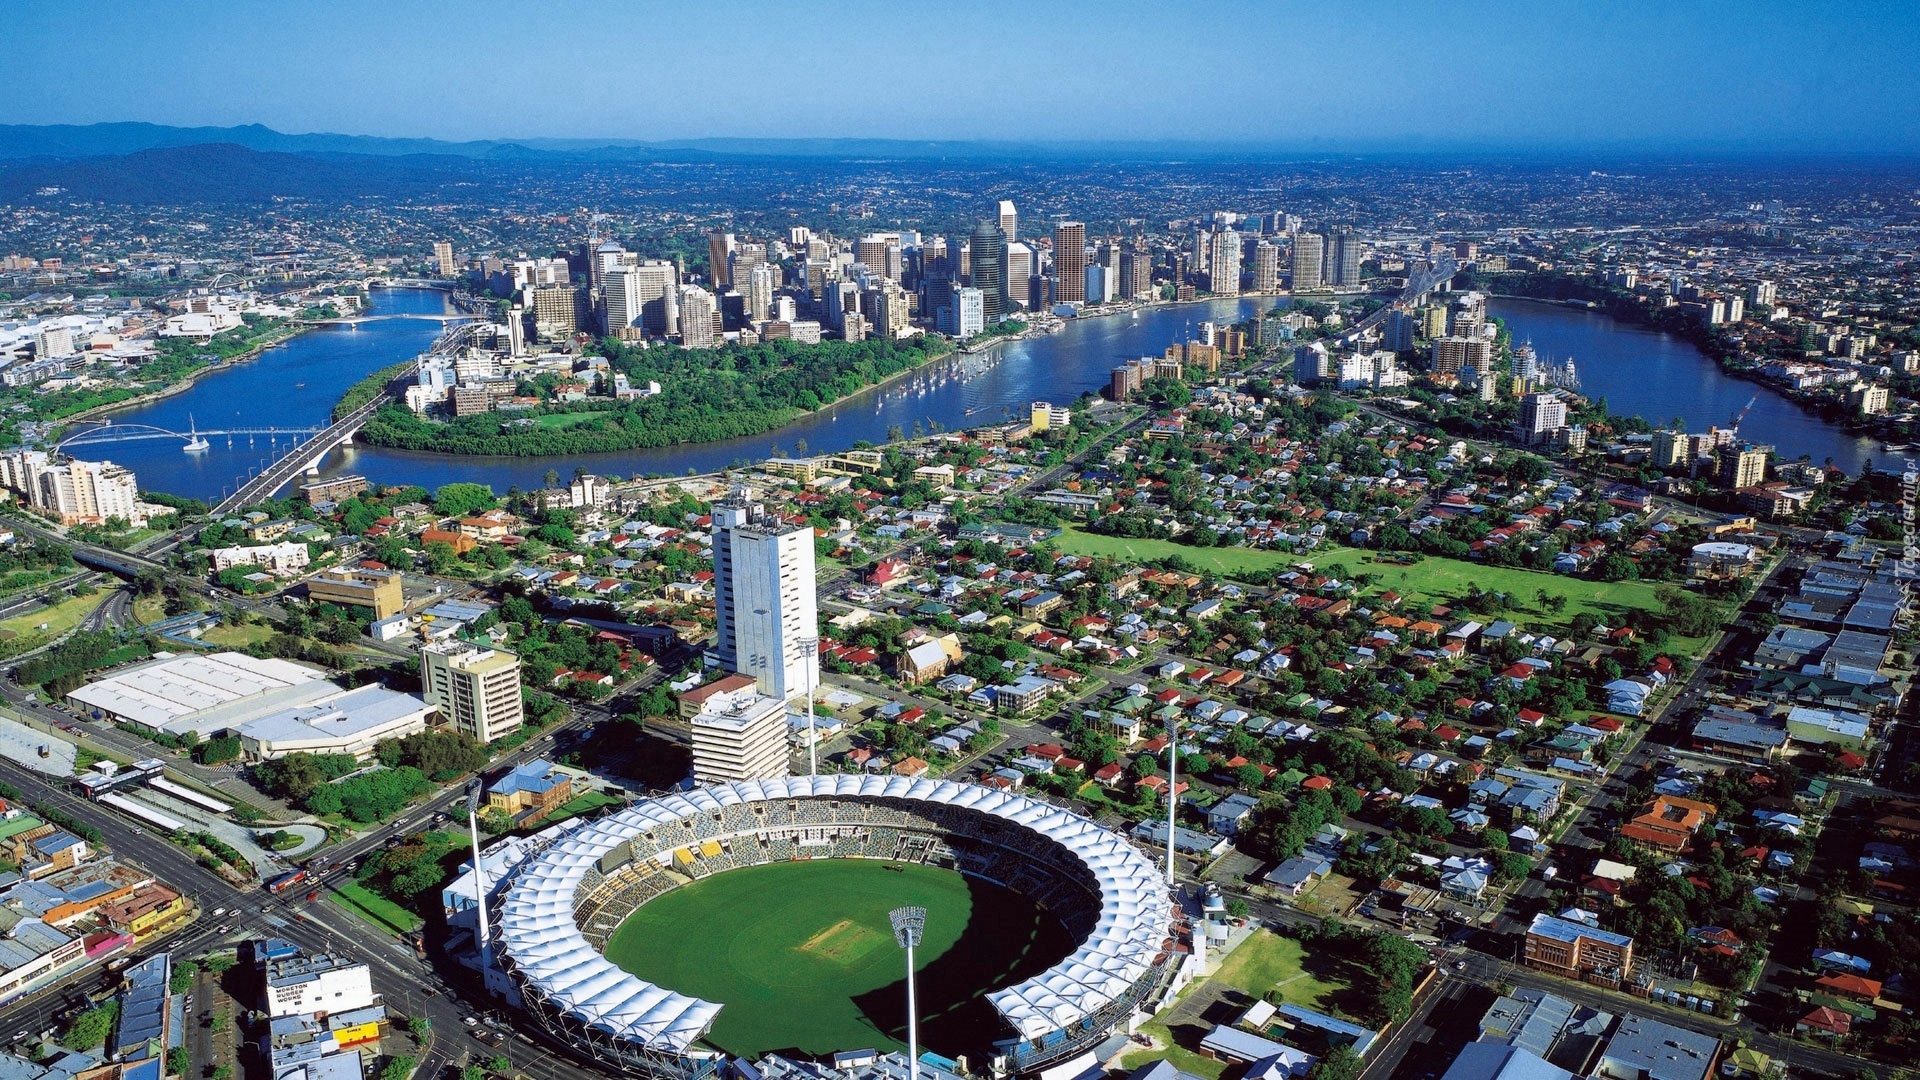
[603, 860, 1073, 1058]
[1054, 528, 1696, 645]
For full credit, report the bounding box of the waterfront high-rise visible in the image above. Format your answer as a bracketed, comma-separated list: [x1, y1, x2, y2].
[1328, 227, 1363, 288]
[1252, 241, 1280, 294]
[433, 241, 456, 277]
[1520, 393, 1569, 440]
[1121, 242, 1152, 300]
[421, 641, 524, 744]
[1208, 229, 1242, 295]
[1718, 445, 1769, 490]
[531, 285, 586, 340]
[0, 450, 147, 526]
[967, 220, 1008, 325]
[710, 488, 819, 702]
[1291, 233, 1324, 291]
[678, 285, 719, 348]
[1053, 222, 1087, 304]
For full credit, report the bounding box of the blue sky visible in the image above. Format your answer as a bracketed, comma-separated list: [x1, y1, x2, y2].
[9, 0, 1918, 150]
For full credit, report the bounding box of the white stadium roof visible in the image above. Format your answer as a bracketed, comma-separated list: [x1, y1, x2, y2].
[495, 774, 1171, 1054]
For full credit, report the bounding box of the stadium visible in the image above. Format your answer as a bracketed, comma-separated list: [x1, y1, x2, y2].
[492, 775, 1179, 1080]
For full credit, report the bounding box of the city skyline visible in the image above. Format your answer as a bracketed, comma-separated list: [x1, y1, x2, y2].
[8, 0, 1919, 153]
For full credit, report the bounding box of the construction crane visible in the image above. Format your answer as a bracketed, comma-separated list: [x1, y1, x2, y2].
[1729, 394, 1758, 434]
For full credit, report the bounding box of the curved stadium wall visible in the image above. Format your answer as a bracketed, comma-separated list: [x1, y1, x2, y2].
[493, 775, 1177, 1080]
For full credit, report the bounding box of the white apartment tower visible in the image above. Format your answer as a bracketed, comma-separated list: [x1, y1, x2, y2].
[421, 641, 525, 744]
[710, 489, 819, 702]
[1209, 229, 1242, 295]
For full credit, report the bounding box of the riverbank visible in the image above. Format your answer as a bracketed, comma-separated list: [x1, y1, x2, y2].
[58, 322, 311, 430]
[1475, 274, 1909, 451]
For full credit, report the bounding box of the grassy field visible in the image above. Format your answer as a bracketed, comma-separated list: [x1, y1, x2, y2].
[196, 621, 278, 650]
[1054, 528, 1687, 643]
[1210, 931, 1344, 1009]
[604, 860, 1069, 1058]
[0, 592, 104, 642]
[531, 412, 606, 430]
[1122, 931, 1351, 1077]
[547, 790, 622, 823]
[328, 879, 422, 935]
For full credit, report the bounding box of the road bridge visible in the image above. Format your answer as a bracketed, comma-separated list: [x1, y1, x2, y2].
[212, 319, 486, 514]
[298, 312, 479, 326]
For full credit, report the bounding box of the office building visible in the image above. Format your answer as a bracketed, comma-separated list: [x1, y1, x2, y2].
[942, 285, 984, 338]
[1252, 241, 1281, 294]
[433, 241, 456, 277]
[265, 954, 377, 1019]
[1208, 229, 1241, 295]
[1053, 222, 1087, 303]
[305, 568, 405, 620]
[1006, 242, 1036, 310]
[997, 199, 1018, 243]
[1121, 242, 1153, 300]
[1718, 445, 1768, 490]
[1029, 401, 1072, 432]
[1291, 233, 1324, 291]
[708, 231, 735, 290]
[1523, 913, 1634, 988]
[531, 286, 584, 340]
[967, 220, 1008, 325]
[689, 682, 790, 784]
[421, 641, 525, 744]
[710, 489, 819, 702]
[1520, 393, 1568, 440]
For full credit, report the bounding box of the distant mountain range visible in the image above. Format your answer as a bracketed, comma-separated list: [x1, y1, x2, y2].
[0, 122, 1266, 163]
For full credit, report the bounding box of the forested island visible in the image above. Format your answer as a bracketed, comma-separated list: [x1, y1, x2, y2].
[358, 333, 952, 456]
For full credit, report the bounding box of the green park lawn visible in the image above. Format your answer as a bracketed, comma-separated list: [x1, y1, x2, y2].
[547, 790, 622, 823]
[1054, 528, 1700, 647]
[328, 879, 423, 935]
[0, 591, 105, 642]
[1122, 931, 1351, 1078]
[603, 860, 1069, 1059]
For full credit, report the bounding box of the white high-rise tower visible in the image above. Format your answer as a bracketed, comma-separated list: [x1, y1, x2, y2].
[710, 488, 819, 702]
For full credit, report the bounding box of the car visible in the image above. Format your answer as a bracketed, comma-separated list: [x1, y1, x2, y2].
[463, 1017, 478, 1027]
[211, 908, 227, 917]
[11, 1032, 25, 1042]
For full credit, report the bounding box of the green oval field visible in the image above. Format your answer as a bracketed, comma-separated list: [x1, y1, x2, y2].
[603, 860, 1073, 1058]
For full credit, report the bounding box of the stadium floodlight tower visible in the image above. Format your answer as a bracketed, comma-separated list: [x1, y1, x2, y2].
[797, 633, 821, 774]
[889, 905, 927, 1080]
[465, 778, 493, 976]
[1165, 717, 1179, 886]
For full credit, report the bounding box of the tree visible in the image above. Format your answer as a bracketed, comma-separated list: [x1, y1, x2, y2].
[167, 1047, 191, 1076]
[432, 483, 496, 518]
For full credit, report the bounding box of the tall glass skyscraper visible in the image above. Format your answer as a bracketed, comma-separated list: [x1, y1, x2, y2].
[968, 219, 1008, 325]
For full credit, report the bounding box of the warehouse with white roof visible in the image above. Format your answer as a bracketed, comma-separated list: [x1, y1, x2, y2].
[68, 652, 432, 761]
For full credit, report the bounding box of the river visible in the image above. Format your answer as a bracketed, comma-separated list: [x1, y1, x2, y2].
[97, 289, 1263, 499]
[1488, 297, 1888, 473]
[92, 288, 1888, 502]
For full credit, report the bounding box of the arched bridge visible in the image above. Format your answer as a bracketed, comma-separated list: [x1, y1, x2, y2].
[212, 319, 488, 514]
[55, 423, 325, 451]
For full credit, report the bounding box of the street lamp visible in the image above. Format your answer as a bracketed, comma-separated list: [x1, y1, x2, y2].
[797, 635, 821, 775]
[889, 906, 926, 1080]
